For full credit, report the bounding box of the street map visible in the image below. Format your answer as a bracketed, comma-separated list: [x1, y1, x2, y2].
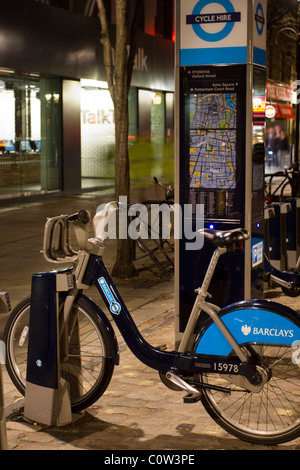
[189, 93, 237, 190]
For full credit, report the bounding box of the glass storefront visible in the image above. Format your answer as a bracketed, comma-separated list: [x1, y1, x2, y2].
[80, 79, 174, 189]
[133, 89, 174, 181]
[80, 80, 115, 189]
[0, 73, 62, 199]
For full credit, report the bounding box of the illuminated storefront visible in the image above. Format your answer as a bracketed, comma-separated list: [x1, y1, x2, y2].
[265, 81, 295, 171]
[0, 74, 62, 198]
[80, 81, 174, 190]
[0, 1, 174, 202]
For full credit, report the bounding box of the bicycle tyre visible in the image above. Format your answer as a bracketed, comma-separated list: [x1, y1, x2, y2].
[198, 309, 300, 445]
[4, 295, 115, 413]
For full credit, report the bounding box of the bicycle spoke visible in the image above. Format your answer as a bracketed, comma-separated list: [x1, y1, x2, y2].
[5, 297, 114, 412]
[201, 344, 300, 442]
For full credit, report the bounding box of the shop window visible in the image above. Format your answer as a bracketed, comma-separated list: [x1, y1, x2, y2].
[80, 80, 138, 188]
[80, 80, 116, 188]
[133, 89, 174, 181]
[0, 74, 62, 199]
[80, 80, 174, 188]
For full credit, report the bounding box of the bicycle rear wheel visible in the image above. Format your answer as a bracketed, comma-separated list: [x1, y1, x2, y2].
[200, 343, 300, 445]
[4, 295, 114, 413]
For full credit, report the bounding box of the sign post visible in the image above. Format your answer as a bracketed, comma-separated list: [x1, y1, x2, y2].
[175, 0, 267, 344]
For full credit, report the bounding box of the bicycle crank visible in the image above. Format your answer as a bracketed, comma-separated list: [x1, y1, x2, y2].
[165, 371, 202, 402]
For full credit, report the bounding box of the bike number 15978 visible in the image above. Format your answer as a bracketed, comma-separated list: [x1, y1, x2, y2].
[213, 362, 239, 374]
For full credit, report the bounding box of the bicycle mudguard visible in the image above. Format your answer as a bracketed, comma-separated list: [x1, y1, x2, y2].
[193, 299, 300, 357]
[78, 294, 120, 365]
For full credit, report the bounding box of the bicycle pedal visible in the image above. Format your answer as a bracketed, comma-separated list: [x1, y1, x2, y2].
[183, 392, 202, 403]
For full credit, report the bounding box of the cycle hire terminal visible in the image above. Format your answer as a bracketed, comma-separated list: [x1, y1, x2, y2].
[175, 0, 267, 345]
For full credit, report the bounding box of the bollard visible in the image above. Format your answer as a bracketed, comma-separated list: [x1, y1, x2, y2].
[24, 271, 75, 426]
[285, 198, 300, 270]
[268, 203, 292, 271]
[264, 206, 275, 259]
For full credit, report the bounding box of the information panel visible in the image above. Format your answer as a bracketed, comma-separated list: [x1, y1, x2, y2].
[175, 1, 267, 344]
[180, 64, 246, 224]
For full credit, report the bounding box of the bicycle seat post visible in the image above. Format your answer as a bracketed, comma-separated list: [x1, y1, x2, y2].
[178, 246, 226, 353]
[196, 246, 226, 299]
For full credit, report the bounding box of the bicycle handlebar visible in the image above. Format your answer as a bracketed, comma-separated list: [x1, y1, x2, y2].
[42, 178, 174, 266]
[68, 209, 90, 224]
[42, 203, 120, 265]
[153, 176, 174, 201]
[42, 209, 93, 264]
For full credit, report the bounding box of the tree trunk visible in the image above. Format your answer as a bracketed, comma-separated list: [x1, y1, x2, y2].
[97, 0, 142, 278]
[112, 93, 136, 278]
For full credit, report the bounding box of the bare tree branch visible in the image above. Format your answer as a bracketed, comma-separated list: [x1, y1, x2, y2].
[96, 0, 115, 102]
[114, 0, 128, 100]
[126, 0, 143, 93]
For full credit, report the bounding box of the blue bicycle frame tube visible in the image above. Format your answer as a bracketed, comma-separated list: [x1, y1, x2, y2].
[264, 254, 300, 285]
[83, 254, 180, 373]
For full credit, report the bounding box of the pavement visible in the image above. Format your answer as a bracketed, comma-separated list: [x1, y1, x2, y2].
[1, 187, 300, 453]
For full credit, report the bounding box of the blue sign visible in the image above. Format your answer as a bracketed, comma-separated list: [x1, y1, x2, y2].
[255, 2, 265, 36]
[253, 1, 266, 65]
[180, 0, 248, 66]
[189, 0, 241, 42]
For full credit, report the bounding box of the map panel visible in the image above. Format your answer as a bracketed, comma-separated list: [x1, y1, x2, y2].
[189, 93, 237, 190]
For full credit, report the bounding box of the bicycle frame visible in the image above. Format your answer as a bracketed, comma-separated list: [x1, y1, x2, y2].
[264, 254, 300, 289]
[78, 249, 260, 389]
[9, 205, 300, 443]
[265, 168, 300, 203]
[42, 207, 296, 394]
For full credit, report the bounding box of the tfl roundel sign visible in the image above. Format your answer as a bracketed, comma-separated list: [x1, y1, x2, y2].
[188, 0, 239, 43]
[179, 0, 266, 66]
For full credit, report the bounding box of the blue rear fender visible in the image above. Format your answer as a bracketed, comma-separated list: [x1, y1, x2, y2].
[193, 299, 300, 357]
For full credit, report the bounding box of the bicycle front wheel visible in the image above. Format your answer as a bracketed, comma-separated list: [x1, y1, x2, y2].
[4, 295, 114, 413]
[199, 343, 300, 445]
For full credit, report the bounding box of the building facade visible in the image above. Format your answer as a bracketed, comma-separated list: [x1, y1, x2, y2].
[0, 0, 175, 202]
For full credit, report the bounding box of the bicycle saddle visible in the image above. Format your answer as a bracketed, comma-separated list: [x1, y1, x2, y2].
[199, 228, 249, 248]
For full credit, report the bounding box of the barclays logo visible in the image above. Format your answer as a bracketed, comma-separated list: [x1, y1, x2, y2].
[241, 324, 294, 338]
[241, 325, 251, 336]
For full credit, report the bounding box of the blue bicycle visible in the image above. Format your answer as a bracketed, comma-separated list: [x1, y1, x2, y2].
[4, 203, 300, 445]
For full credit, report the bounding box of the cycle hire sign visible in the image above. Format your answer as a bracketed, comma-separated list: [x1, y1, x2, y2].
[252, 0, 267, 66]
[180, 0, 266, 66]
